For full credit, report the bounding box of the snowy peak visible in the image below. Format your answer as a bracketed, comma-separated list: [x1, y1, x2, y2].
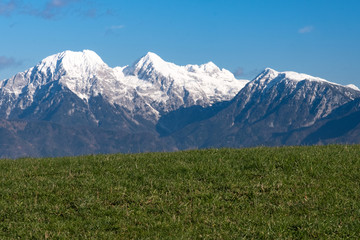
[126, 52, 177, 79]
[139, 52, 165, 66]
[250, 68, 280, 88]
[129, 53, 229, 80]
[134, 52, 166, 70]
[0, 50, 118, 105]
[36, 49, 107, 75]
[30, 50, 117, 102]
[253, 68, 278, 82]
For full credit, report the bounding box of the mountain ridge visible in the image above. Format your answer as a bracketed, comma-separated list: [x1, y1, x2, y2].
[0, 50, 249, 122]
[0, 50, 360, 158]
[166, 68, 360, 149]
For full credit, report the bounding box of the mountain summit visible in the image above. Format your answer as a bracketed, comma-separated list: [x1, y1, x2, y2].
[130, 52, 167, 75]
[37, 50, 107, 74]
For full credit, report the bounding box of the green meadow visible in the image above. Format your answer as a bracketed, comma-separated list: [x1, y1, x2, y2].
[1, 145, 360, 239]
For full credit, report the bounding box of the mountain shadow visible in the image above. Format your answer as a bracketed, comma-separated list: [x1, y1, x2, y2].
[156, 100, 232, 136]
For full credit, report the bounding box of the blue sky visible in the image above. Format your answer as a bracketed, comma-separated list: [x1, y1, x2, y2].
[0, 0, 360, 86]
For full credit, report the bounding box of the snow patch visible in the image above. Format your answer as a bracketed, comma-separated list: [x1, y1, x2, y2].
[255, 68, 349, 88]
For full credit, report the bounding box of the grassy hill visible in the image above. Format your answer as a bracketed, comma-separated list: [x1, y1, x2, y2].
[1, 145, 360, 239]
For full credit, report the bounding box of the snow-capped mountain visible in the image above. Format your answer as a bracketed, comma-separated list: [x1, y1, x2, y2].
[236, 68, 360, 127]
[0, 50, 248, 124]
[168, 68, 360, 149]
[0, 51, 360, 158]
[122, 52, 247, 113]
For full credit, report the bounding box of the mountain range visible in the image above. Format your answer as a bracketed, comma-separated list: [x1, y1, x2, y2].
[0, 50, 359, 158]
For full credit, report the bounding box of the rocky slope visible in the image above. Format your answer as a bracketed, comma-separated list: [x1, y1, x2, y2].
[167, 68, 360, 149]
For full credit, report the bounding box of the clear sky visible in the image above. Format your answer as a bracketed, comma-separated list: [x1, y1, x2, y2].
[1, 0, 360, 86]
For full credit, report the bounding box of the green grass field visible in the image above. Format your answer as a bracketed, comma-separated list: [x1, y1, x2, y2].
[1, 145, 360, 239]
